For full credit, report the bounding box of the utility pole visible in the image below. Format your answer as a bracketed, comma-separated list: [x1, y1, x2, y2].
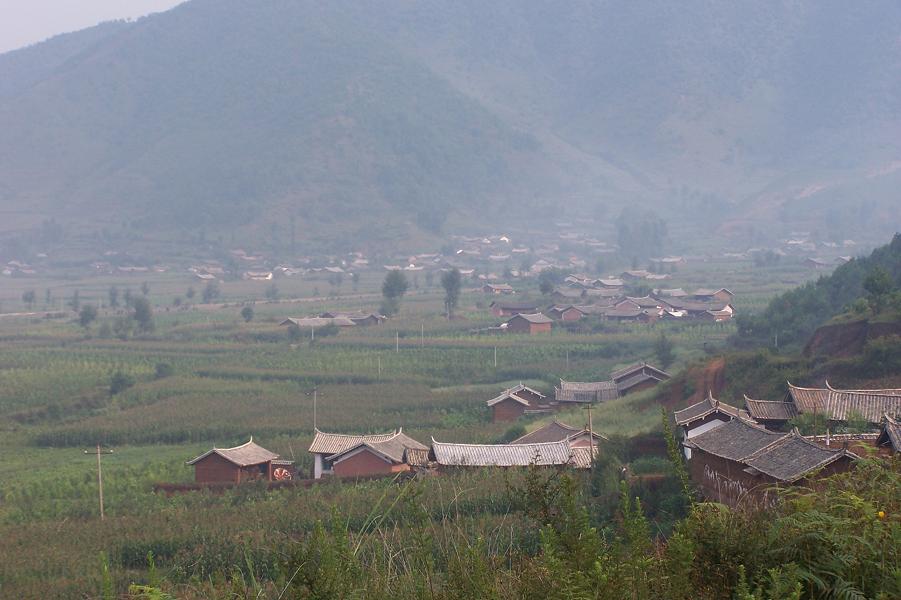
[84, 444, 113, 520]
[583, 403, 595, 473]
[378, 356, 382, 378]
[313, 388, 317, 430]
[396, 330, 399, 353]
[494, 346, 498, 368]
[421, 323, 424, 347]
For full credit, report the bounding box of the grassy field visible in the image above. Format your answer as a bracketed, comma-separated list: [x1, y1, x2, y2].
[0, 259, 815, 596]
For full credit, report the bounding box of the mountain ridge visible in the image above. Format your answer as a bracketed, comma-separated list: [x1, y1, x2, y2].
[1, 0, 899, 249]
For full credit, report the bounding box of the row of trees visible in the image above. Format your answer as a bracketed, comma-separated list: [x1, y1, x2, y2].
[380, 269, 462, 318]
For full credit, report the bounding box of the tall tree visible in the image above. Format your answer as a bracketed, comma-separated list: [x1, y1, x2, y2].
[68, 289, 80, 311]
[441, 268, 462, 318]
[654, 332, 676, 371]
[21, 290, 36, 309]
[108, 285, 119, 308]
[202, 280, 221, 303]
[79, 304, 98, 329]
[863, 266, 894, 315]
[381, 271, 409, 316]
[131, 296, 154, 333]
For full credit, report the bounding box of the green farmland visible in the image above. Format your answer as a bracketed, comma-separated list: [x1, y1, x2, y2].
[0, 260, 829, 597]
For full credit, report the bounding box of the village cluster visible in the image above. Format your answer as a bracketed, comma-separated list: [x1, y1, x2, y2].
[183, 373, 901, 511]
[275, 280, 737, 336]
[1, 228, 861, 284]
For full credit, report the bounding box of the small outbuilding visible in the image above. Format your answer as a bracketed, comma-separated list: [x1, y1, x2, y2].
[504, 312, 553, 334]
[486, 384, 549, 422]
[610, 362, 670, 395]
[186, 438, 291, 484]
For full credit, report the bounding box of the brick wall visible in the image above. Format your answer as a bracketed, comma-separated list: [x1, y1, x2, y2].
[333, 449, 408, 477]
[493, 398, 526, 422]
[194, 453, 240, 484]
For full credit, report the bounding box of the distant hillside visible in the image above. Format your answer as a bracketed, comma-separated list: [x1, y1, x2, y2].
[1, 0, 900, 248]
[736, 233, 901, 349]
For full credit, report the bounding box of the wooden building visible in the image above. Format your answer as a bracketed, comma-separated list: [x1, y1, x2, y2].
[610, 362, 670, 395]
[683, 419, 857, 509]
[186, 439, 292, 484]
[546, 305, 585, 321]
[742, 395, 798, 429]
[674, 393, 754, 458]
[504, 312, 553, 334]
[876, 414, 901, 454]
[486, 384, 550, 422]
[308, 429, 422, 478]
[555, 379, 619, 404]
[320, 311, 387, 326]
[510, 420, 606, 447]
[691, 288, 735, 303]
[323, 431, 428, 478]
[490, 300, 540, 317]
[482, 283, 515, 295]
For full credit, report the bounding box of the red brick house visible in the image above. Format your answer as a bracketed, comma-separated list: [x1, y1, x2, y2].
[691, 288, 735, 303]
[504, 312, 553, 334]
[309, 429, 413, 478]
[186, 439, 293, 484]
[546, 305, 585, 321]
[486, 384, 549, 422]
[324, 431, 429, 478]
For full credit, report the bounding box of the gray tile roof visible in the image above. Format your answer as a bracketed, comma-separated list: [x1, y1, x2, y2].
[490, 300, 540, 311]
[743, 396, 799, 421]
[431, 439, 575, 467]
[309, 429, 400, 455]
[327, 432, 428, 465]
[674, 393, 751, 425]
[187, 439, 279, 467]
[683, 418, 783, 461]
[507, 312, 554, 325]
[787, 382, 901, 423]
[486, 384, 546, 407]
[510, 420, 580, 444]
[610, 361, 670, 382]
[743, 431, 856, 483]
[555, 379, 619, 403]
[876, 414, 901, 453]
[280, 317, 356, 327]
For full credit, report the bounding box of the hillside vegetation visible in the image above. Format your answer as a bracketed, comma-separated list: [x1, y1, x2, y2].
[736, 234, 901, 350]
[1, 1, 900, 245]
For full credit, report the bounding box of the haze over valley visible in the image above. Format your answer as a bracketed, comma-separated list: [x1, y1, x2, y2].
[1, 0, 899, 256]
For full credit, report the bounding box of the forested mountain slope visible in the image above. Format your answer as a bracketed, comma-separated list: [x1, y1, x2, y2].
[736, 233, 901, 349]
[1, 0, 900, 244]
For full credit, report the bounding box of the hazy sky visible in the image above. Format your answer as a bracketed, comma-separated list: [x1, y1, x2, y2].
[0, 0, 185, 54]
